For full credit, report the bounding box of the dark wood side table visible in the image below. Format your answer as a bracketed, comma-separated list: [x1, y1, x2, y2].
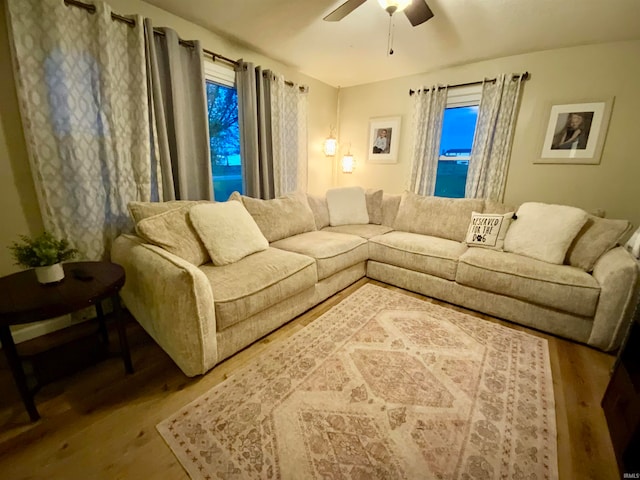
[0, 261, 133, 421]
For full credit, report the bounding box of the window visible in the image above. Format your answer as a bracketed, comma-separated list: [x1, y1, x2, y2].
[434, 85, 481, 198]
[204, 61, 242, 202]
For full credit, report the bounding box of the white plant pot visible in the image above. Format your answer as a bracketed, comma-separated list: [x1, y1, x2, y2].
[35, 263, 65, 284]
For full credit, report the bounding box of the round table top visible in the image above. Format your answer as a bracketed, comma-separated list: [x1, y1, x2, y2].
[0, 261, 125, 326]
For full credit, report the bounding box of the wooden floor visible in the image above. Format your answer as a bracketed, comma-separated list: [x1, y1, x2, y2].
[0, 279, 619, 479]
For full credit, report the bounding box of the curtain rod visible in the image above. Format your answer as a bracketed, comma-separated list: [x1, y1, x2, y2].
[409, 71, 529, 96]
[64, 0, 237, 65]
[64, 0, 304, 90]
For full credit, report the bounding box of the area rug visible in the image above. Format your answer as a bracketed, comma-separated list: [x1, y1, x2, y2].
[157, 284, 557, 479]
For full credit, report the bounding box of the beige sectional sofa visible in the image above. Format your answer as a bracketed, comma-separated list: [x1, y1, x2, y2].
[111, 188, 640, 377]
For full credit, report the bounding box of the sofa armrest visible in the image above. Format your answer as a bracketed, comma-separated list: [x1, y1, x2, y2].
[589, 246, 640, 351]
[111, 234, 217, 376]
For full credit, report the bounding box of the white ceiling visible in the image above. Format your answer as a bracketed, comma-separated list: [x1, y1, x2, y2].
[144, 0, 640, 87]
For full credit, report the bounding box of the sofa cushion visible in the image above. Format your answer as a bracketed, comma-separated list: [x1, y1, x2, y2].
[238, 192, 316, 242]
[128, 200, 210, 224]
[326, 186, 369, 226]
[393, 191, 485, 242]
[271, 231, 368, 280]
[382, 193, 402, 227]
[503, 202, 589, 264]
[366, 189, 384, 225]
[306, 194, 330, 230]
[566, 215, 632, 272]
[482, 199, 519, 215]
[190, 202, 269, 266]
[457, 248, 600, 317]
[464, 211, 514, 251]
[369, 231, 468, 281]
[199, 248, 317, 331]
[135, 205, 210, 266]
[322, 224, 393, 239]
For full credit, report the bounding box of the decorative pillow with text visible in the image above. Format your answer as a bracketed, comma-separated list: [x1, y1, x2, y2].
[465, 211, 514, 251]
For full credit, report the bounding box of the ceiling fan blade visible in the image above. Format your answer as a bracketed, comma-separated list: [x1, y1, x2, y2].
[323, 0, 368, 21]
[404, 0, 434, 26]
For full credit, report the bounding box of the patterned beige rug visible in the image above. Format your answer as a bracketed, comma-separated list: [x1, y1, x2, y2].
[158, 284, 557, 479]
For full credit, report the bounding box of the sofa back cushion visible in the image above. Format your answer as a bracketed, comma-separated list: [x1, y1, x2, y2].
[306, 194, 330, 230]
[393, 191, 485, 242]
[503, 202, 589, 264]
[190, 202, 269, 266]
[365, 189, 384, 225]
[128, 200, 210, 224]
[382, 193, 402, 227]
[135, 205, 210, 266]
[236, 192, 316, 243]
[565, 215, 632, 271]
[326, 186, 370, 226]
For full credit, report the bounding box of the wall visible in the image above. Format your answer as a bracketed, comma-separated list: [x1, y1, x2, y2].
[337, 40, 640, 229]
[0, 0, 338, 277]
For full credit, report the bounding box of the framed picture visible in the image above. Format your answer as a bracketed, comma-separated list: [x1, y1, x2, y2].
[368, 116, 401, 164]
[536, 98, 614, 164]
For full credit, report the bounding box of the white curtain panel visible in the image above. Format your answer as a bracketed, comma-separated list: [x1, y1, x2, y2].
[407, 86, 448, 195]
[465, 74, 523, 201]
[7, 0, 151, 260]
[269, 73, 308, 196]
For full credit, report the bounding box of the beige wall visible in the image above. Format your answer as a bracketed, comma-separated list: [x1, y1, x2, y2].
[0, 0, 338, 276]
[337, 40, 640, 229]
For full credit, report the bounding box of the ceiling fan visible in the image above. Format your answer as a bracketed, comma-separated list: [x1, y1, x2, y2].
[324, 0, 434, 27]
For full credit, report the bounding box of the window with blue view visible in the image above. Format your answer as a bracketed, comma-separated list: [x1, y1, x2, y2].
[434, 86, 482, 198]
[204, 61, 242, 202]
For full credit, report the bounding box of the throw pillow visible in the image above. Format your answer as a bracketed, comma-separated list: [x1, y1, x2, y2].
[326, 186, 369, 226]
[503, 202, 589, 264]
[189, 202, 269, 266]
[238, 192, 317, 242]
[128, 200, 209, 224]
[366, 189, 384, 225]
[306, 194, 330, 230]
[465, 211, 515, 251]
[135, 205, 210, 266]
[566, 215, 632, 271]
[393, 191, 485, 242]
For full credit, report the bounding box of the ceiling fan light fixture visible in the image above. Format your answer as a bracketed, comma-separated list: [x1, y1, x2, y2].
[377, 0, 412, 14]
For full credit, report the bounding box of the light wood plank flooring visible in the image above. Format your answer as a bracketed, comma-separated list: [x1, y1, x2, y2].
[0, 279, 619, 479]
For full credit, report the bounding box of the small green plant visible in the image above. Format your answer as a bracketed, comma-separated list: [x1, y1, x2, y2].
[9, 232, 78, 268]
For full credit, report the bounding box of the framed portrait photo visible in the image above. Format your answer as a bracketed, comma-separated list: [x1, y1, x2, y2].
[368, 116, 401, 163]
[536, 98, 614, 164]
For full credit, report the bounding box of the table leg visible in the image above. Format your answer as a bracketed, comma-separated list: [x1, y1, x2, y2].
[0, 325, 40, 421]
[112, 295, 133, 374]
[95, 301, 109, 345]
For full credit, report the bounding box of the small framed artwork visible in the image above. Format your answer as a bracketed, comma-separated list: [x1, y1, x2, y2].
[536, 98, 614, 164]
[368, 116, 401, 164]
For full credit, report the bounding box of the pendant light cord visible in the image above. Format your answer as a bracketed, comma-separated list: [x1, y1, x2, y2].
[387, 17, 392, 55]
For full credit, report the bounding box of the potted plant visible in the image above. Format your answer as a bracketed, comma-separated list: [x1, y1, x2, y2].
[9, 232, 78, 284]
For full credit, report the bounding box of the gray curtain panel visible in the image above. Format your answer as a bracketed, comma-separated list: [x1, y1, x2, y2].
[236, 61, 276, 199]
[144, 19, 213, 201]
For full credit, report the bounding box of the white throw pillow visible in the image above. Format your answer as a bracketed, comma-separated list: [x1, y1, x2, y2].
[326, 186, 369, 226]
[465, 211, 514, 251]
[190, 202, 269, 266]
[503, 202, 589, 264]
